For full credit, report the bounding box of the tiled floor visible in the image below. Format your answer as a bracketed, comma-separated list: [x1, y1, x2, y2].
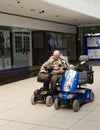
[0, 66, 99, 130]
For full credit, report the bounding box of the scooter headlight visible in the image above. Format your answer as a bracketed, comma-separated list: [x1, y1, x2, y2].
[63, 85, 70, 91]
[67, 94, 74, 99]
[58, 93, 62, 97]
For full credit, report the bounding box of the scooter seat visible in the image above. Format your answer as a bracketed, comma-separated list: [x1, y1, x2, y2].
[78, 79, 88, 85]
[76, 88, 86, 93]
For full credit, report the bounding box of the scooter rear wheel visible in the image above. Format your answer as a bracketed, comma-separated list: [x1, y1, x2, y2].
[54, 98, 60, 110]
[89, 91, 94, 102]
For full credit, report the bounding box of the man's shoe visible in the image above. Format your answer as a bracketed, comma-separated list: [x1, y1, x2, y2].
[41, 90, 48, 95]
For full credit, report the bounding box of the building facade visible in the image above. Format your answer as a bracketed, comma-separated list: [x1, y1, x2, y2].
[0, 0, 100, 81]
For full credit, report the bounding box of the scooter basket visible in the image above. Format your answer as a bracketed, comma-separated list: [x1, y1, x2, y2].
[37, 70, 49, 82]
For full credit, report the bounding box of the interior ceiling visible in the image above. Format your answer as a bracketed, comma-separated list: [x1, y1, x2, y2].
[0, 0, 100, 26]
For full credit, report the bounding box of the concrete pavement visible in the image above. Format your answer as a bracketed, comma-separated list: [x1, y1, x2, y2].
[0, 66, 100, 130]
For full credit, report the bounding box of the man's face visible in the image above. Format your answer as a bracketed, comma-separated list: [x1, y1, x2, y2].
[53, 53, 60, 60]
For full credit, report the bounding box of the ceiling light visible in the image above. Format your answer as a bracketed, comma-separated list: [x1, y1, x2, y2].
[30, 9, 35, 12]
[39, 10, 45, 14]
[8, 4, 11, 6]
[16, 0, 21, 4]
[56, 15, 60, 17]
[73, 19, 77, 21]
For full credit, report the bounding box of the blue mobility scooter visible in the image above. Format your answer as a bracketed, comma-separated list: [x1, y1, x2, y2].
[31, 66, 59, 107]
[54, 55, 94, 112]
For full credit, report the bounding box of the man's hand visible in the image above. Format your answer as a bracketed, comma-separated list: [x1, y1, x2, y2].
[51, 70, 62, 75]
[40, 65, 45, 71]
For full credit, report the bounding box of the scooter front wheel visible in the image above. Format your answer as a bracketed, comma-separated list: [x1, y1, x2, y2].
[72, 99, 80, 112]
[31, 94, 37, 105]
[46, 96, 53, 107]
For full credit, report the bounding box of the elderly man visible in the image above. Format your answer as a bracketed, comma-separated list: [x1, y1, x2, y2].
[40, 50, 69, 94]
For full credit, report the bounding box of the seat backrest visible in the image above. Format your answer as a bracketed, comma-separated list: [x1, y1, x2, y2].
[78, 55, 94, 85]
[79, 70, 87, 79]
[78, 55, 89, 71]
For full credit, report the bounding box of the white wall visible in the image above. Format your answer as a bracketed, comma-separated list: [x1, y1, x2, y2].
[0, 13, 76, 33]
[84, 0, 100, 8]
[43, 0, 100, 19]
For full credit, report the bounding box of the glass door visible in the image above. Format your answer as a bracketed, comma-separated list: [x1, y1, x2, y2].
[0, 31, 11, 69]
[13, 32, 31, 68]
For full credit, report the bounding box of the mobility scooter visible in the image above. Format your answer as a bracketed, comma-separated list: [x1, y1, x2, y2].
[31, 66, 59, 107]
[54, 55, 94, 112]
